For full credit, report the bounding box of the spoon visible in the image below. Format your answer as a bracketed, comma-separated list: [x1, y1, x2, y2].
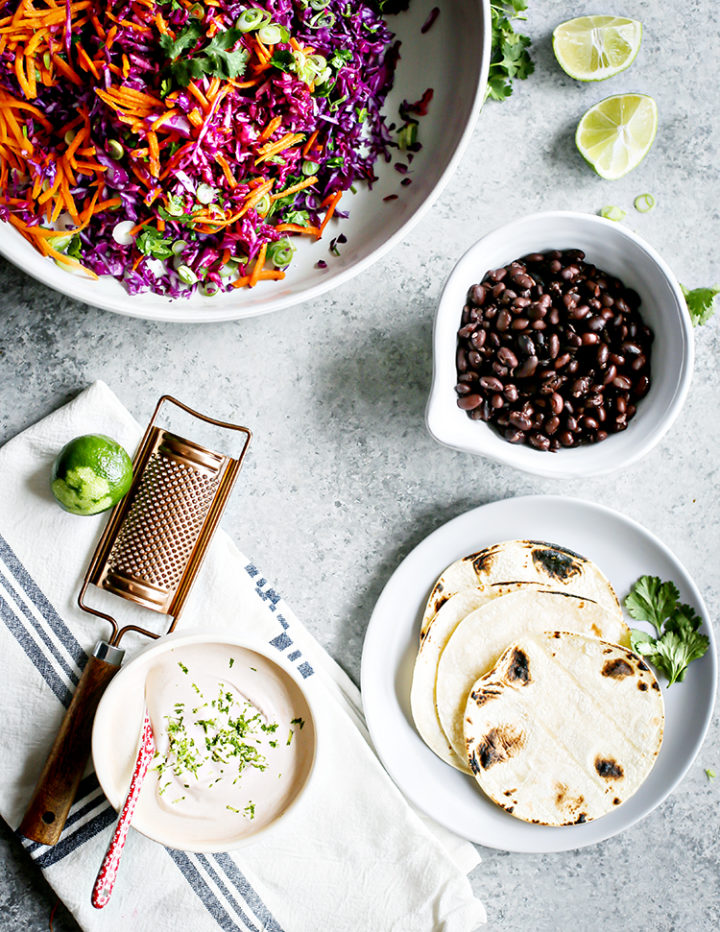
[91, 710, 155, 909]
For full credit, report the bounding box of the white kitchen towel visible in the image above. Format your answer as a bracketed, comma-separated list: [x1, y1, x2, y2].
[0, 381, 485, 932]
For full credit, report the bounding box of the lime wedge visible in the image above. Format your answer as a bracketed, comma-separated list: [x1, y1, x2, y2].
[575, 94, 658, 180]
[553, 15, 642, 81]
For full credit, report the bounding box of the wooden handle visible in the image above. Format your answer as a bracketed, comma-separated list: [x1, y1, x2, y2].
[19, 644, 123, 845]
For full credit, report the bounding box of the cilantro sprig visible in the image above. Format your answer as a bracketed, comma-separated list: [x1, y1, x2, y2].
[160, 23, 249, 88]
[487, 1, 534, 101]
[681, 284, 720, 327]
[626, 576, 709, 685]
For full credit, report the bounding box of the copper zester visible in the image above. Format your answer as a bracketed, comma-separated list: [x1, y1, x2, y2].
[19, 395, 251, 845]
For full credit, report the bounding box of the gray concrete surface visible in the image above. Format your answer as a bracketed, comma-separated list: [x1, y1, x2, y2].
[1, 0, 718, 929]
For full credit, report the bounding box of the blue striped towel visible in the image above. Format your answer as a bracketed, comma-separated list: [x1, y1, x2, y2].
[0, 382, 485, 932]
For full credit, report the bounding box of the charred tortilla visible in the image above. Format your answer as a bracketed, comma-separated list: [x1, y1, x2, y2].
[464, 632, 664, 826]
[435, 589, 631, 765]
[422, 540, 622, 642]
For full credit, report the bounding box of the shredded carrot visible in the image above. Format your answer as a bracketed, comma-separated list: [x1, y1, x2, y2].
[316, 191, 342, 238]
[302, 130, 319, 157]
[259, 115, 282, 142]
[275, 222, 320, 236]
[248, 243, 267, 287]
[271, 175, 317, 202]
[188, 81, 210, 111]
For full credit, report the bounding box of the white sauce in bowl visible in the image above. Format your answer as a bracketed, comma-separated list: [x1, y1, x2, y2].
[92, 636, 316, 851]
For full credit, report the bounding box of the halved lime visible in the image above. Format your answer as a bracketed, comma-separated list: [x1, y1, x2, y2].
[553, 15, 642, 82]
[51, 434, 133, 516]
[576, 94, 658, 180]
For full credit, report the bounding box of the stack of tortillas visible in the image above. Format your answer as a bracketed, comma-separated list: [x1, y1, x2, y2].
[410, 540, 665, 827]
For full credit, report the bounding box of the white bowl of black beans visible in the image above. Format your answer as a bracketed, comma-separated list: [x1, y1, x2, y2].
[426, 211, 694, 478]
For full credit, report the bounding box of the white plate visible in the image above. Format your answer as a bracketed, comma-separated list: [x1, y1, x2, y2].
[360, 495, 717, 853]
[0, 1, 489, 322]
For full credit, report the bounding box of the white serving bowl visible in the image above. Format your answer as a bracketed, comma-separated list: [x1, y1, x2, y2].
[0, 1, 490, 322]
[426, 211, 694, 478]
[92, 632, 318, 852]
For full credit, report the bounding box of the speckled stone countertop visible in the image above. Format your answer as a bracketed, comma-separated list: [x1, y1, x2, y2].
[1, 1, 719, 929]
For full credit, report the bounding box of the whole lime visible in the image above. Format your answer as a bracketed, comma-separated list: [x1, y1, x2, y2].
[51, 434, 133, 516]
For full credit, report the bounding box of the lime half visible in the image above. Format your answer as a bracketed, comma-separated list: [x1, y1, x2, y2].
[51, 434, 133, 516]
[576, 93, 658, 180]
[553, 15, 642, 82]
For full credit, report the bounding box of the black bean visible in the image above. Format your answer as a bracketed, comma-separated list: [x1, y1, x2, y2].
[504, 428, 526, 444]
[455, 383, 473, 396]
[511, 317, 530, 330]
[634, 376, 650, 398]
[596, 344, 609, 366]
[470, 284, 487, 305]
[554, 353, 571, 370]
[468, 351, 482, 368]
[479, 375, 504, 392]
[545, 416, 560, 435]
[509, 412, 533, 431]
[491, 393, 505, 409]
[581, 332, 599, 345]
[496, 309, 511, 331]
[504, 384, 519, 402]
[518, 335, 536, 357]
[517, 356, 538, 378]
[471, 329, 486, 349]
[530, 433, 551, 450]
[457, 394, 482, 410]
[497, 347, 519, 368]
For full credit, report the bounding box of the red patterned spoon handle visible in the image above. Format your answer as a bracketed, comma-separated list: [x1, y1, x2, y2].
[91, 710, 155, 909]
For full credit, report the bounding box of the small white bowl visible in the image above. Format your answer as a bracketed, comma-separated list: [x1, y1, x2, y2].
[92, 632, 318, 852]
[426, 211, 694, 478]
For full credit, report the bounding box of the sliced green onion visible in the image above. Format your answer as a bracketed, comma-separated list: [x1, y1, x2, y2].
[634, 193, 655, 213]
[219, 260, 239, 278]
[42, 51, 51, 69]
[397, 122, 418, 150]
[308, 10, 335, 29]
[112, 220, 136, 246]
[108, 139, 124, 160]
[306, 54, 327, 73]
[600, 205, 626, 222]
[196, 183, 217, 205]
[254, 193, 271, 215]
[302, 159, 320, 176]
[50, 233, 73, 252]
[176, 264, 198, 285]
[164, 194, 186, 217]
[310, 0, 331, 9]
[171, 240, 187, 256]
[201, 280, 221, 297]
[267, 239, 295, 269]
[63, 129, 76, 146]
[189, 2, 204, 17]
[258, 24, 283, 44]
[236, 8, 272, 31]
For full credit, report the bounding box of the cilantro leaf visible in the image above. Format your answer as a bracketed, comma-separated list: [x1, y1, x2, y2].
[625, 576, 709, 686]
[652, 627, 709, 685]
[487, 1, 534, 102]
[161, 25, 248, 88]
[159, 21, 202, 60]
[135, 227, 174, 260]
[680, 284, 720, 327]
[271, 50, 295, 73]
[624, 575, 679, 637]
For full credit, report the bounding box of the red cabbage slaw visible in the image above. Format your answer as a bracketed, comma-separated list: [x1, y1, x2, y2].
[0, 0, 407, 298]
